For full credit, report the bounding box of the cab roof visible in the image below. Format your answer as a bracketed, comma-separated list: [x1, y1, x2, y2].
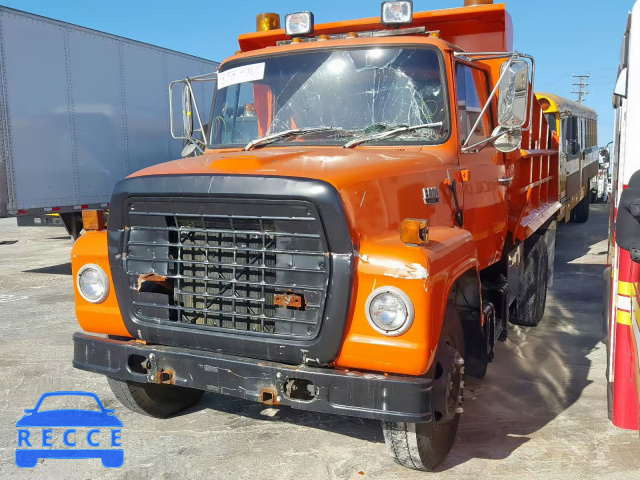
[238, 3, 513, 54]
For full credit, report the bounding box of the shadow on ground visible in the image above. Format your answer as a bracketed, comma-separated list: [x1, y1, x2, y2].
[98, 207, 609, 470]
[178, 206, 610, 469]
[24, 262, 72, 276]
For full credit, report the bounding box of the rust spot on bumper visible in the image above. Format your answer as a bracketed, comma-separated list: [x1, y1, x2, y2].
[260, 388, 279, 405]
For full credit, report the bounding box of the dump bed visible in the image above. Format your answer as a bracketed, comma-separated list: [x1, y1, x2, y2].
[0, 6, 218, 217]
[507, 98, 561, 240]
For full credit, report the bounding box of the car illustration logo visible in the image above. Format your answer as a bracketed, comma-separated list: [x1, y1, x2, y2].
[15, 391, 123, 468]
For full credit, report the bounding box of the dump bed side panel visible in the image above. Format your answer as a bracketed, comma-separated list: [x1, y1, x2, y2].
[506, 91, 561, 240]
[0, 6, 218, 216]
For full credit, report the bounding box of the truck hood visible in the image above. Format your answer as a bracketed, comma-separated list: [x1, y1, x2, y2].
[131, 147, 454, 238]
[133, 147, 449, 191]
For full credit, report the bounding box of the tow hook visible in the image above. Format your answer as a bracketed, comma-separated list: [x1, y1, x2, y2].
[145, 353, 175, 385]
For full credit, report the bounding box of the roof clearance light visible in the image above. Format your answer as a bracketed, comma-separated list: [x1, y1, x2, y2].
[285, 12, 314, 36]
[256, 13, 281, 32]
[381, 1, 413, 26]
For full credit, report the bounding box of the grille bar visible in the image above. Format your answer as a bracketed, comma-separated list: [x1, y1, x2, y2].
[127, 240, 326, 256]
[169, 288, 321, 308]
[131, 273, 325, 292]
[130, 211, 317, 222]
[132, 301, 319, 325]
[126, 256, 326, 274]
[130, 225, 321, 239]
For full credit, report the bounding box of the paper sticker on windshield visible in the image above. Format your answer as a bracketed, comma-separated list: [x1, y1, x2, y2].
[218, 63, 265, 89]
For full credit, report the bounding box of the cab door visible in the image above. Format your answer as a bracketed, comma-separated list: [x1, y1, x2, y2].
[455, 62, 508, 268]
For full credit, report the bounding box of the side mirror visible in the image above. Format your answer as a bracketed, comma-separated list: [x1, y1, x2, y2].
[497, 59, 530, 129]
[614, 68, 628, 99]
[617, 171, 640, 263]
[492, 126, 522, 153]
[571, 140, 581, 155]
[181, 143, 198, 158]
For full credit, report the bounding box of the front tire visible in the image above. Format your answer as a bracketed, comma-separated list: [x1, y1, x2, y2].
[107, 377, 203, 418]
[382, 303, 465, 471]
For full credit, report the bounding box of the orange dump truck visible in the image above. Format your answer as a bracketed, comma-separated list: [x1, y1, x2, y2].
[72, 1, 560, 470]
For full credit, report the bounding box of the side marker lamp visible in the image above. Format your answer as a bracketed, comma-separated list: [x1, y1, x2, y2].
[400, 219, 429, 246]
[82, 209, 106, 231]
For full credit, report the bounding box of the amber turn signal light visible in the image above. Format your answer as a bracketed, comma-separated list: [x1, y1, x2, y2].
[82, 209, 106, 231]
[400, 219, 429, 246]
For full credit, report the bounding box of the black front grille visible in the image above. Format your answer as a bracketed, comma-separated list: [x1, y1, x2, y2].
[123, 199, 330, 340]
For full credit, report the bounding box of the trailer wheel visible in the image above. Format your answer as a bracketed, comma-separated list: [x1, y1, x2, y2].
[511, 237, 548, 327]
[573, 195, 590, 223]
[382, 302, 465, 471]
[107, 377, 203, 418]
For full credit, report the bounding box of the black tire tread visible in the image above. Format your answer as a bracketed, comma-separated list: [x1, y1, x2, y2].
[511, 237, 548, 327]
[381, 302, 464, 471]
[107, 376, 203, 418]
[574, 194, 590, 223]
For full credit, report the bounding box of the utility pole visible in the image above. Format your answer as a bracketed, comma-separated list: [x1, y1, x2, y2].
[572, 73, 590, 103]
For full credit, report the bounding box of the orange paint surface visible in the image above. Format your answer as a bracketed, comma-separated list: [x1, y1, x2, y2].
[71, 231, 130, 338]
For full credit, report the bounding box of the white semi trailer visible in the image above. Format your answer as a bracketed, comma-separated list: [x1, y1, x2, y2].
[0, 6, 218, 237]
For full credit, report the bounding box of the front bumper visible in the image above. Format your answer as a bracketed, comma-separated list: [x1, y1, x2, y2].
[73, 333, 433, 423]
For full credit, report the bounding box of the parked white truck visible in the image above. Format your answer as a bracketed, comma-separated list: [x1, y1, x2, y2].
[0, 6, 218, 237]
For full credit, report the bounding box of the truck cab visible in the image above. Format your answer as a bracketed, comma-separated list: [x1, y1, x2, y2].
[72, 0, 559, 471]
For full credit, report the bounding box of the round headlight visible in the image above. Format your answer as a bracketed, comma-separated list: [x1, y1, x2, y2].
[365, 286, 414, 336]
[77, 264, 109, 304]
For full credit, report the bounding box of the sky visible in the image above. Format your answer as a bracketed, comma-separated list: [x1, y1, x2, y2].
[0, 0, 635, 145]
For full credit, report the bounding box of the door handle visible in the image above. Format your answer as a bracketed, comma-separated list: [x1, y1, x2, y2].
[498, 176, 513, 185]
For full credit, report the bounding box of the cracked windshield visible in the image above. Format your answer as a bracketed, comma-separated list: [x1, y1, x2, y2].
[210, 47, 449, 147]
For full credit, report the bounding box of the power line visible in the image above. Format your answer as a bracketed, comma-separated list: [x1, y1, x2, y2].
[572, 73, 590, 103]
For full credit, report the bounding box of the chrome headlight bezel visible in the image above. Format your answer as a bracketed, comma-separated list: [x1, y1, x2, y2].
[76, 263, 110, 304]
[365, 286, 415, 336]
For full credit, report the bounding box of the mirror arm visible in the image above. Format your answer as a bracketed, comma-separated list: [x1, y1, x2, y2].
[168, 71, 218, 143]
[462, 129, 509, 154]
[461, 55, 517, 150]
[455, 51, 536, 135]
[184, 78, 208, 144]
[524, 54, 536, 133]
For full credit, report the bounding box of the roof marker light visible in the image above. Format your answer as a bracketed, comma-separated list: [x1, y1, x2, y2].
[256, 13, 281, 32]
[285, 12, 314, 36]
[381, 1, 413, 26]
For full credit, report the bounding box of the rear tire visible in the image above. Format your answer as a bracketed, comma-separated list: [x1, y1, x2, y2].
[573, 194, 590, 223]
[382, 302, 465, 471]
[511, 237, 548, 327]
[107, 377, 203, 418]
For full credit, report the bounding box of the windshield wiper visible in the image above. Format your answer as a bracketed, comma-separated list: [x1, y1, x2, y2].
[244, 127, 346, 151]
[343, 122, 444, 148]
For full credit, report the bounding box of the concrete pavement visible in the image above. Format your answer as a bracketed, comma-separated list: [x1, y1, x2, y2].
[1, 205, 639, 479]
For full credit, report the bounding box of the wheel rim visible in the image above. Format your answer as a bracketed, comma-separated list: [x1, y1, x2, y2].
[431, 342, 465, 424]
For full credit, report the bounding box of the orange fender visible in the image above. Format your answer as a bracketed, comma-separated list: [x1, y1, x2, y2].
[71, 231, 130, 337]
[334, 226, 479, 375]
